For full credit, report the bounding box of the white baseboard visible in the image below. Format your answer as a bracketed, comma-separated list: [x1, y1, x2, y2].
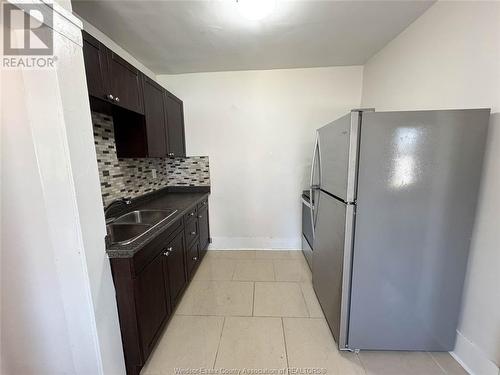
[451, 330, 499, 375]
[208, 237, 301, 250]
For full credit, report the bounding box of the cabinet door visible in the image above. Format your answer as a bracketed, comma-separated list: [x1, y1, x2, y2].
[184, 216, 198, 249]
[82, 31, 108, 101]
[165, 231, 187, 307]
[107, 51, 144, 114]
[164, 92, 186, 157]
[198, 203, 210, 256]
[143, 76, 167, 157]
[134, 253, 170, 358]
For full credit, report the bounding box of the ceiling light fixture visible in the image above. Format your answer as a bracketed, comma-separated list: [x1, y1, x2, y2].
[236, 0, 276, 21]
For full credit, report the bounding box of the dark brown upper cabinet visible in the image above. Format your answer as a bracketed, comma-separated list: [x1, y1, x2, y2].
[82, 30, 144, 114]
[107, 51, 144, 114]
[82, 30, 186, 158]
[143, 76, 168, 157]
[111, 84, 187, 159]
[82, 31, 109, 100]
[164, 92, 186, 158]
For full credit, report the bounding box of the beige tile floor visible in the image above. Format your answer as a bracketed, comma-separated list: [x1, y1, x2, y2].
[142, 250, 468, 375]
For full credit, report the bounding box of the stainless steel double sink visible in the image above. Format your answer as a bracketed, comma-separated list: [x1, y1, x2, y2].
[106, 209, 177, 245]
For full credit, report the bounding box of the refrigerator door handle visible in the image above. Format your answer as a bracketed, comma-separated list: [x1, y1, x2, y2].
[301, 197, 311, 209]
[309, 132, 320, 238]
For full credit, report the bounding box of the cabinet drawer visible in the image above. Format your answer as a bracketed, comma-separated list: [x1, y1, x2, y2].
[132, 218, 182, 275]
[197, 199, 208, 210]
[184, 217, 198, 247]
[184, 206, 197, 222]
[186, 240, 200, 278]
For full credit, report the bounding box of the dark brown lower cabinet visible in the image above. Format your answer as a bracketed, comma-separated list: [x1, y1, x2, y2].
[135, 252, 171, 359]
[198, 201, 210, 258]
[110, 200, 210, 375]
[164, 230, 187, 308]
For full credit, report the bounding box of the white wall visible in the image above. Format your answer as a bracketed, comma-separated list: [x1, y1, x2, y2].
[158, 67, 363, 249]
[361, 2, 500, 374]
[60, 14, 127, 375]
[1, 3, 125, 374]
[1, 3, 101, 374]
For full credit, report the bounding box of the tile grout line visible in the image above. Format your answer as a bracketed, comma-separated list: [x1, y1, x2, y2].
[252, 282, 256, 316]
[427, 352, 449, 374]
[356, 351, 369, 375]
[212, 316, 226, 370]
[298, 282, 312, 318]
[175, 313, 318, 318]
[281, 317, 290, 370]
[230, 261, 237, 280]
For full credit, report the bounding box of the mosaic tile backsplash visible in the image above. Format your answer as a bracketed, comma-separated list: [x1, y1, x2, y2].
[92, 111, 210, 206]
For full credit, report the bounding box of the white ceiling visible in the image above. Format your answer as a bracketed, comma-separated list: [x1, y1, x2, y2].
[73, 0, 435, 74]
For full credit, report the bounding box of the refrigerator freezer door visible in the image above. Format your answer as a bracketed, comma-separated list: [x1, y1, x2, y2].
[348, 109, 490, 351]
[317, 112, 360, 202]
[312, 190, 355, 349]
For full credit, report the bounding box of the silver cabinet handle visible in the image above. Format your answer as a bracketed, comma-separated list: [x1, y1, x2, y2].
[301, 197, 311, 209]
[189, 212, 194, 216]
[310, 132, 320, 239]
[163, 250, 170, 256]
[198, 215, 202, 218]
[115, 97, 120, 103]
[192, 256, 198, 261]
[107, 94, 114, 100]
[190, 231, 196, 235]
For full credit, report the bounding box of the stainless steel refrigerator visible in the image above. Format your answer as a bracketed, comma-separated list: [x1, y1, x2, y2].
[309, 108, 490, 352]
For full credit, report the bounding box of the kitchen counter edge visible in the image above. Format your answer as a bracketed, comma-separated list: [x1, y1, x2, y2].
[105, 188, 210, 258]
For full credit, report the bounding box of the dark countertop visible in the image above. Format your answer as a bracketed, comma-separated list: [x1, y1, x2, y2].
[106, 187, 210, 258]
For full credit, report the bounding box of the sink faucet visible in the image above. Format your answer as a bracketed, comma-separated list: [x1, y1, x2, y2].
[104, 197, 132, 220]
